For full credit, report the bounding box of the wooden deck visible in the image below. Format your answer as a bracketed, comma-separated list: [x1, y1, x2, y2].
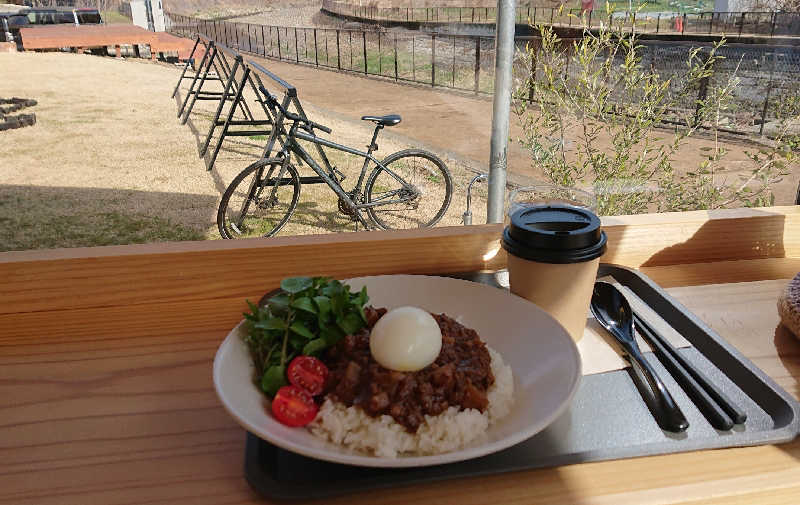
[19, 24, 198, 60]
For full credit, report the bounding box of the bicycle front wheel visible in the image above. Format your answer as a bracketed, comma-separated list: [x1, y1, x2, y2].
[217, 159, 301, 239]
[365, 149, 453, 229]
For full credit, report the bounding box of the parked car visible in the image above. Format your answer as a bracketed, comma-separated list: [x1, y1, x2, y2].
[72, 7, 102, 25]
[26, 7, 102, 26]
[0, 5, 29, 44]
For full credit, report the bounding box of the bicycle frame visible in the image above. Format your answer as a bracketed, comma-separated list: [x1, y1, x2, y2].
[240, 121, 417, 231]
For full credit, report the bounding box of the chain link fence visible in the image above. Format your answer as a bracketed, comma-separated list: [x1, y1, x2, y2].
[166, 12, 799, 137]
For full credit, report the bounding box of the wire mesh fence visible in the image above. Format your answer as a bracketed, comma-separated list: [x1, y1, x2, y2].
[166, 12, 799, 137]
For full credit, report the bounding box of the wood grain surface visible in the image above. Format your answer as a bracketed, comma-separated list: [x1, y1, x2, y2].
[1, 207, 799, 504]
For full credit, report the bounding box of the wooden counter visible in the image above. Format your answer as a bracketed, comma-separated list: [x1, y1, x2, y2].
[1, 206, 799, 504]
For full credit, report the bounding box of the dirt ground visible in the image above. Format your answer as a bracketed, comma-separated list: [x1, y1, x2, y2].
[247, 55, 800, 204]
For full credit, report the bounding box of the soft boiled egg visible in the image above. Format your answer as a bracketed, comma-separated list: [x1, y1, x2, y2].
[369, 306, 442, 372]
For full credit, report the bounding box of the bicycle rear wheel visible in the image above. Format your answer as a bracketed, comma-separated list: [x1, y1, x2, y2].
[365, 149, 453, 229]
[217, 159, 301, 239]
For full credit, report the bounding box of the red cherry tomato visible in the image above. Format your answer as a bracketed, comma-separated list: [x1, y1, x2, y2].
[271, 385, 318, 427]
[287, 356, 329, 396]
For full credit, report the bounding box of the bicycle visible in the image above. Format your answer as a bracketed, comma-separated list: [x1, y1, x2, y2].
[217, 90, 454, 239]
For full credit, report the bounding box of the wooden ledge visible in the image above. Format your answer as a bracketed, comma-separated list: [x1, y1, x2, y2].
[1, 206, 798, 316]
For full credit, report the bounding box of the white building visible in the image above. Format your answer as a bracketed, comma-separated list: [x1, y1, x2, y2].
[130, 0, 166, 32]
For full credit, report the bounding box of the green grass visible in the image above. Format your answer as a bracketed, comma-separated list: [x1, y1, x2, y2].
[101, 10, 132, 24]
[0, 191, 204, 251]
[606, 0, 708, 12]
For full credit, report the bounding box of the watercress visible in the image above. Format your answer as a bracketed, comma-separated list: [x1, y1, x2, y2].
[242, 276, 369, 396]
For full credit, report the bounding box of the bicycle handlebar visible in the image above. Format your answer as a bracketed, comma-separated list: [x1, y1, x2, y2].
[260, 86, 332, 135]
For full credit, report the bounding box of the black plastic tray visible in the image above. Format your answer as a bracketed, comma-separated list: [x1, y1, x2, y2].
[243, 264, 800, 501]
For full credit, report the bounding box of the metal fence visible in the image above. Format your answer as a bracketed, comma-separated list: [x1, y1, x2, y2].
[168, 12, 500, 94]
[166, 12, 799, 136]
[321, 0, 800, 37]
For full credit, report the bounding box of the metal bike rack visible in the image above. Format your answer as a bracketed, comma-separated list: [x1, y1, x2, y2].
[175, 37, 241, 123]
[170, 35, 222, 100]
[462, 173, 487, 225]
[173, 34, 276, 171]
[198, 41, 275, 170]
[248, 60, 335, 173]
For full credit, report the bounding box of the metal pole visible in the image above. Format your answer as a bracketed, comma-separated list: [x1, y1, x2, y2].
[412, 36, 416, 81]
[528, 41, 537, 102]
[474, 37, 481, 93]
[759, 51, 776, 135]
[452, 36, 456, 87]
[488, 0, 517, 223]
[363, 31, 367, 74]
[431, 34, 436, 86]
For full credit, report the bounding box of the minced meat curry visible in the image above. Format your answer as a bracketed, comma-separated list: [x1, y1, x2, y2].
[321, 306, 494, 432]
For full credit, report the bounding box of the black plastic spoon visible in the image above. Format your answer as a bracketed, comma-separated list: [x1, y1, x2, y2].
[590, 281, 690, 433]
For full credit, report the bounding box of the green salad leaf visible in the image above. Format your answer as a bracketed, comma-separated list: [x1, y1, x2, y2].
[242, 276, 370, 397]
[261, 365, 287, 396]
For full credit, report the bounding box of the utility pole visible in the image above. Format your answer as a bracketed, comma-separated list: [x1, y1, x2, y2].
[487, 0, 517, 223]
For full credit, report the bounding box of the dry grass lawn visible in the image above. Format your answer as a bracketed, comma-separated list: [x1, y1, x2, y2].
[0, 52, 485, 251]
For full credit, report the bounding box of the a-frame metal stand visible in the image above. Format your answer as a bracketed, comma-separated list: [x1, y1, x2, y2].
[175, 34, 250, 127]
[174, 35, 274, 171]
[248, 60, 340, 182]
[199, 44, 275, 170]
[170, 35, 221, 100]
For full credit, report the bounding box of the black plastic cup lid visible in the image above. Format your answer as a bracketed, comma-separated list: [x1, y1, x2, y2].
[502, 204, 607, 264]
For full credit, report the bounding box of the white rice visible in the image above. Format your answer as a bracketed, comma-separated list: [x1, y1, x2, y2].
[308, 347, 514, 458]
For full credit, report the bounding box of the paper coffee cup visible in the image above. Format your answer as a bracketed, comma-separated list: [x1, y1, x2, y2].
[501, 204, 607, 341]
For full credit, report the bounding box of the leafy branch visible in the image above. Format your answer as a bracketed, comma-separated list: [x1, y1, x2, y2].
[512, 6, 799, 216]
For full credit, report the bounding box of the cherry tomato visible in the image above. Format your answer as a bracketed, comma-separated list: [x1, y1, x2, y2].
[271, 385, 318, 427]
[287, 356, 329, 396]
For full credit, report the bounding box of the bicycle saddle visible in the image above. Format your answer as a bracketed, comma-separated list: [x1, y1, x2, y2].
[361, 114, 402, 126]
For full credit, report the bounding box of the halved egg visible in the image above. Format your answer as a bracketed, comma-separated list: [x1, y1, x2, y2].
[369, 306, 442, 372]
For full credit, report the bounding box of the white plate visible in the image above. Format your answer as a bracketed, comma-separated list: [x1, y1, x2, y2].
[213, 274, 581, 468]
